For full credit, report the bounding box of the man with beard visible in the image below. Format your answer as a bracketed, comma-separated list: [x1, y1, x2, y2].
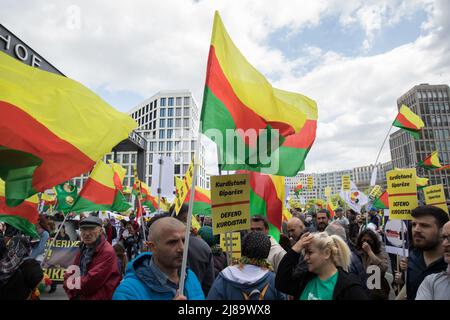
[416, 221, 450, 300]
[315, 209, 330, 232]
[113, 217, 204, 300]
[404, 206, 449, 300]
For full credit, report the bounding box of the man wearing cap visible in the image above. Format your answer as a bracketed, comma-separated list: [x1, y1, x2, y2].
[63, 215, 121, 300]
[333, 208, 349, 229]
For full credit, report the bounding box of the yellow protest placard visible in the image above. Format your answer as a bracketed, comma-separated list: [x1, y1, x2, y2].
[307, 176, 313, 191]
[386, 168, 418, 220]
[342, 175, 351, 191]
[369, 185, 382, 200]
[423, 184, 449, 214]
[324, 186, 332, 199]
[211, 174, 250, 235]
[174, 159, 194, 215]
[220, 232, 241, 259]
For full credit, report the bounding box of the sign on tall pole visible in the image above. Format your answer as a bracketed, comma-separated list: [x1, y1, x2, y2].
[386, 168, 417, 220]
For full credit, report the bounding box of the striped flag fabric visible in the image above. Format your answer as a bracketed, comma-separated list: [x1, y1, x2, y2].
[184, 184, 212, 216]
[70, 161, 131, 212]
[0, 51, 137, 207]
[418, 151, 442, 170]
[201, 12, 318, 176]
[416, 176, 429, 189]
[373, 191, 389, 210]
[238, 170, 285, 241]
[0, 179, 39, 238]
[392, 104, 425, 139]
[295, 183, 303, 195]
[132, 180, 159, 213]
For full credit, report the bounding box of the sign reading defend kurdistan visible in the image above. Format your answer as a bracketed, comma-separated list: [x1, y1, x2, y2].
[386, 168, 418, 220]
[423, 184, 449, 214]
[211, 173, 250, 235]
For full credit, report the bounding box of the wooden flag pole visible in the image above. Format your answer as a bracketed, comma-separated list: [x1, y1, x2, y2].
[178, 135, 201, 295]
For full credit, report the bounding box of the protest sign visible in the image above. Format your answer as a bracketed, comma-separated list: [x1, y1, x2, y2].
[220, 232, 241, 259]
[423, 184, 449, 214]
[211, 174, 250, 235]
[42, 239, 80, 282]
[342, 175, 350, 191]
[307, 176, 313, 191]
[386, 168, 417, 220]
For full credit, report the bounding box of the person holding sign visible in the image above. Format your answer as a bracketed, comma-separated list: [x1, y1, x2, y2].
[207, 232, 287, 300]
[416, 221, 450, 300]
[275, 232, 369, 300]
[401, 205, 449, 300]
[63, 216, 121, 300]
[112, 217, 204, 300]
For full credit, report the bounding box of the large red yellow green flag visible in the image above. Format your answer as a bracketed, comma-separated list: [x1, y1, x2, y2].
[418, 151, 442, 169]
[0, 179, 39, 238]
[132, 180, 159, 213]
[0, 51, 137, 206]
[71, 161, 131, 212]
[201, 12, 318, 176]
[184, 184, 212, 216]
[392, 105, 424, 139]
[238, 170, 284, 241]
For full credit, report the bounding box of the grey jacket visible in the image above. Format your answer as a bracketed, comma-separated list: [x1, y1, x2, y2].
[415, 266, 450, 300]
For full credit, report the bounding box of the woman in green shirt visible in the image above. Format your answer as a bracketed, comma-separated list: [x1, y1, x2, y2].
[275, 232, 370, 300]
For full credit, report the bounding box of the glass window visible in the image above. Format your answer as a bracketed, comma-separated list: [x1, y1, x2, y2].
[183, 118, 189, 127]
[167, 129, 173, 139]
[159, 130, 165, 139]
[183, 108, 190, 117]
[176, 97, 182, 106]
[176, 118, 182, 127]
[176, 108, 182, 117]
[131, 154, 136, 164]
[167, 119, 173, 128]
[159, 142, 164, 151]
[191, 141, 196, 150]
[160, 119, 165, 128]
[183, 141, 189, 150]
[123, 154, 130, 163]
[160, 108, 166, 117]
[174, 153, 181, 162]
[160, 98, 166, 106]
[183, 164, 188, 173]
[168, 108, 174, 117]
[153, 110, 157, 118]
[184, 97, 190, 105]
[167, 141, 173, 151]
[168, 97, 174, 106]
[175, 141, 181, 151]
[183, 152, 190, 162]
[175, 164, 180, 174]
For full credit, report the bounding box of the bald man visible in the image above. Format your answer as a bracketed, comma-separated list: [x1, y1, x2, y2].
[113, 217, 205, 300]
[287, 217, 306, 244]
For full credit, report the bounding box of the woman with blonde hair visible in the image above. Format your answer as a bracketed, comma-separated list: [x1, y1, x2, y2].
[275, 232, 369, 300]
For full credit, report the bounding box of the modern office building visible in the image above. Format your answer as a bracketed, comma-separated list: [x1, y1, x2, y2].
[389, 84, 450, 198]
[353, 161, 393, 191]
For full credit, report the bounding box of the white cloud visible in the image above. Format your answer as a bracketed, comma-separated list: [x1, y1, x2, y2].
[1, 0, 449, 176]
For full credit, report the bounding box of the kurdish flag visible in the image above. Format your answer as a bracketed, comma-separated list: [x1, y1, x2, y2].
[201, 12, 318, 177]
[418, 151, 442, 170]
[238, 170, 284, 241]
[373, 191, 389, 210]
[416, 176, 429, 189]
[327, 199, 337, 218]
[0, 51, 137, 207]
[0, 179, 39, 238]
[436, 164, 450, 171]
[295, 183, 303, 195]
[393, 105, 424, 139]
[71, 161, 131, 212]
[132, 180, 158, 213]
[184, 185, 212, 216]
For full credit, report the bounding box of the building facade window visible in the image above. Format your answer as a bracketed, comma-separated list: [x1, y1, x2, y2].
[160, 98, 166, 106]
[168, 97, 174, 106]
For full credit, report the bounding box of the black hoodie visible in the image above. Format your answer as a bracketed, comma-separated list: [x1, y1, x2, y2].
[275, 249, 370, 300]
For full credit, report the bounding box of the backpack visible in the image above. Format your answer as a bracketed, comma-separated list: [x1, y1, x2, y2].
[242, 283, 270, 300]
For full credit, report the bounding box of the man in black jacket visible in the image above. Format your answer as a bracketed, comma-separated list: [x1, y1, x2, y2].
[173, 204, 215, 296]
[402, 206, 449, 300]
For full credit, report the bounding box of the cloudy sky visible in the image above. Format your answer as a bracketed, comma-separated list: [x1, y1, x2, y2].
[2, 0, 449, 175]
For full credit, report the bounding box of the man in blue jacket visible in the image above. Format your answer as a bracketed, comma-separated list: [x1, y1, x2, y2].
[113, 217, 204, 300]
